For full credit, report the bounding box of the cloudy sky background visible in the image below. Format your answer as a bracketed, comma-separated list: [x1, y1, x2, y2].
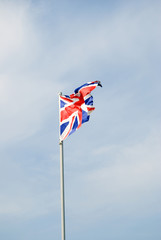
[0, 0, 161, 239]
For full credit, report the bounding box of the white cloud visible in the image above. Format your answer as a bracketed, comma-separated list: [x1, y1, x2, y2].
[0, 150, 59, 217]
[48, 1, 161, 73]
[0, 75, 61, 144]
[0, 2, 62, 144]
[0, 1, 30, 63]
[66, 129, 161, 226]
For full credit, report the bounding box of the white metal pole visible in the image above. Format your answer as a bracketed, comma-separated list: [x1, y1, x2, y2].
[59, 92, 66, 240]
[59, 140, 65, 240]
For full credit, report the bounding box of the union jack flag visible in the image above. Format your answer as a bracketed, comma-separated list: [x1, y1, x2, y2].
[59, 81, 102, 141]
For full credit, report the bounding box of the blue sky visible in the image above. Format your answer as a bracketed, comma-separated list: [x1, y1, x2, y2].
[0, 0, 161, 239]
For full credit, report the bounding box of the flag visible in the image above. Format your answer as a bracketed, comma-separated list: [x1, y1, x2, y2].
[59, 81, 102, 141]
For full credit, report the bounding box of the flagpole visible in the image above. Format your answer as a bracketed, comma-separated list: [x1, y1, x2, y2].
[59, 92, 66, 240]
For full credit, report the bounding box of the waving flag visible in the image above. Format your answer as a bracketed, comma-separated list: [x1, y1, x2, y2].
[59, 81, 102, 141]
